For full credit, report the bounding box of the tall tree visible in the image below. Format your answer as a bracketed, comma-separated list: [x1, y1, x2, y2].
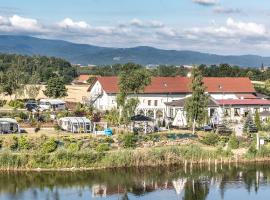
[117, 63, 151, 124]
[184, 67, 209, 134]
[254, 110, 262, 131]
[43, 76, 68, 98]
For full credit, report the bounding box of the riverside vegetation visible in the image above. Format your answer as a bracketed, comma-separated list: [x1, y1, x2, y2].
[0, 132, 269, 170]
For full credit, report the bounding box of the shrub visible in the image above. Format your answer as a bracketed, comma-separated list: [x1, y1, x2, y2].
[200, 132, 219, 146]
[121, 133, 137, 149]
[2, 136, 18, 150]
[228, 134, 239, 149]
[95, 143, 110, 152]
[66, 143, 81, 152]
[18, 136, 31, 150]
[41, 138, 57, 153]
[8, 100, 24, 109]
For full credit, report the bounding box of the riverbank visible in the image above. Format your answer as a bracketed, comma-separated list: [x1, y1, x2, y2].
[0, 133, 269, 171]
[0, 145, 269, 171]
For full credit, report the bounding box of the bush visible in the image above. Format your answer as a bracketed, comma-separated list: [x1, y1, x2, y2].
[0, 100, 7, 107]
[41, 138, 57, 153]
[95, 143, 110, 152]
[66, 143, 81, 152]
[2, 136, 18, 150]
[18, 136, 31, 150]
[228, 134, 239, 149]
[201, 132, 219, 146]
[8, 100, 24, 109]
[121, 133, 137, 149]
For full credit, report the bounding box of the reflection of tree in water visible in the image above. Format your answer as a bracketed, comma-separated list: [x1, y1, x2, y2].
[0, 164, 269, 199]
[121, 192, 129, 200]
[183, 180, 209, 200]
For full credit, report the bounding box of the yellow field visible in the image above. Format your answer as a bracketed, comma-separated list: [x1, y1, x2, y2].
[0, 84, 89, 103]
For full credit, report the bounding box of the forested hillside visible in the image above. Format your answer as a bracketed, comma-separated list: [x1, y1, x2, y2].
[0, 54, 77, 84]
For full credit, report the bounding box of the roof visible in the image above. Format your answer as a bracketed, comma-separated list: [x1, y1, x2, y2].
[40, 99, 65, 105]
[76, 75, 90, 82]
[0, 118, 18, 124]
[165, 98, 219, 107]
[59, 117, 90, 123]
[89, 76, 255, 94]
[217, 99, 270, 106]
[236, 94, 258, 99]
[260, 111, 270, 117]
[255, 93, 270, 99]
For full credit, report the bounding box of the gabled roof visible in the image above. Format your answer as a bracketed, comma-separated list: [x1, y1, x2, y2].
[89, 76, 255, 94]
[165, 98, 219, 108]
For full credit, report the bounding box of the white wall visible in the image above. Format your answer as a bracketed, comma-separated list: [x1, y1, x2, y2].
[210, 93, 238, 100]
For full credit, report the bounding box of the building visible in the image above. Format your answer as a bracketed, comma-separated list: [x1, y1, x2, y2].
[87, 76, 270, 122]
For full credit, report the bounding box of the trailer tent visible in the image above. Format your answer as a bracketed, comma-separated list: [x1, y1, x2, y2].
[58, 117, 91, 133]
[0, 118, 20, 134]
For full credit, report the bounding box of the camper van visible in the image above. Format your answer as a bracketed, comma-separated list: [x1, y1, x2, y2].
[39, 99, 66, 111]
[0, 118, 20, 134]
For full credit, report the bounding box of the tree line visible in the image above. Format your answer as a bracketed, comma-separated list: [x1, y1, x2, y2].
[78, 63, 270, 81]
[0, 53, 77, 99]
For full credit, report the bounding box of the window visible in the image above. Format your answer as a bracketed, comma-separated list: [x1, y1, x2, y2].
[234, 108, 240, 117]
[148, 100, 151, 106]
[264, 107, 269, 111]
[154, 100, 158, 106]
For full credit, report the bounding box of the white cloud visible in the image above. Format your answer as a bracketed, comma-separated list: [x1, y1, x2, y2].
[214, 7, 242, 14]
[186, 18, 266, 38]
[193, 0, 217, 6]
[9, 15, 41, 31]
[58, 18, 89, 29]
[1, 14, 270, 55]
[130, 18, 144, 27]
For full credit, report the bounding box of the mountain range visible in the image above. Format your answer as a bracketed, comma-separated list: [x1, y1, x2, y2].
[0, 35, 269, 67]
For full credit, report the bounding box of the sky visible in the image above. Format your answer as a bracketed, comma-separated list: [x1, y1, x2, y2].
[0, 0, 270, 56]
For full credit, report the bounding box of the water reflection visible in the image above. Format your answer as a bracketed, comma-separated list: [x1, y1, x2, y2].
[0, 163, 270, 200]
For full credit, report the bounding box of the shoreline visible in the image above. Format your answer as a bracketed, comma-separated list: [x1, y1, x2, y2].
[0, 155, 270, 172]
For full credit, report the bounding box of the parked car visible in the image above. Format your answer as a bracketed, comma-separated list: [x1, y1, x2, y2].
[25, 101, 38, 112]
[201, 125, 213, 132]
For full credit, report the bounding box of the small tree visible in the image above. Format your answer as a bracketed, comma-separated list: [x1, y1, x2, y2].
[243, 113, 258, 137]
[184, 67, 209, 134]
[43, 76, 67, 98]
[255, 110, 262, 131]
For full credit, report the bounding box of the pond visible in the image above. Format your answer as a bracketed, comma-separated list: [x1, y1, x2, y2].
[0, 163, 270, 200]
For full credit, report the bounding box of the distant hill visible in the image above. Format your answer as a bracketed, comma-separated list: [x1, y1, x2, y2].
[0, 35, 269, 67]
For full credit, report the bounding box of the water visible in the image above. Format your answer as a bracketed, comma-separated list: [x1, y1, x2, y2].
[0, 163, 270, 200]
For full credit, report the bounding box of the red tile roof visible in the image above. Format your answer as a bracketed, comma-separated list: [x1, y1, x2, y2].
[203, 77, 255, 93]
[217, 99, 270, 106]
[77, 75, 90, 82]
[90, 76, 255, 94]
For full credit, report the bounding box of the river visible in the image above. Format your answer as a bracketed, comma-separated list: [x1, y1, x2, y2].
[0, 163, 269, 200]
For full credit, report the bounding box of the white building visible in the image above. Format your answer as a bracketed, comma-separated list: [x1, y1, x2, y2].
[87, 76, 270, 122]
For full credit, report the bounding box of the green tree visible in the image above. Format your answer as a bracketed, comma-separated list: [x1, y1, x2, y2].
[117, 64, 151, 124]
[43, 76, 68, 98]
[255, 110, 262, 131]
[184, 67, 209, 134]
[243, 113, 258, 137]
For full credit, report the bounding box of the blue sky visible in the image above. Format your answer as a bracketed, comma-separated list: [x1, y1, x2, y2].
[1, 0, 270, 55]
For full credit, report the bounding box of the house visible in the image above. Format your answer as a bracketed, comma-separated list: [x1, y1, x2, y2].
[87, 76, 269, 122]
[58, 117, 91, 133]
[0, 118, 20, 134]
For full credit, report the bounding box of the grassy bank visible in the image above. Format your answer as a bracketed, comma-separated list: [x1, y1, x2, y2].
[0, 133, 269, 170]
